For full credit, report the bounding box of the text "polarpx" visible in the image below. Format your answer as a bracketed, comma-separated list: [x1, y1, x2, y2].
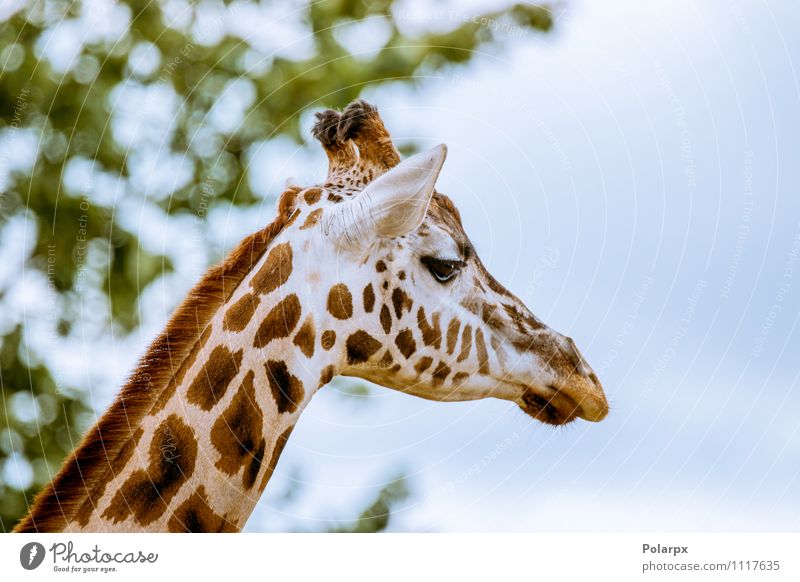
[643, 544, 688, 556]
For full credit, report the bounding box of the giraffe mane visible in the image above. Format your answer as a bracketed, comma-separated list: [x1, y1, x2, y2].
[13, 188, 301, 533]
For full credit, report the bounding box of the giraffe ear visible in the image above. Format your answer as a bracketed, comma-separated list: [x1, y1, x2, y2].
[322, 144, 447, 246]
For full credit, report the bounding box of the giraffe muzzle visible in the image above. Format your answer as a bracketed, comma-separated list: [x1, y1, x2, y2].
[519, 375, 609, 426]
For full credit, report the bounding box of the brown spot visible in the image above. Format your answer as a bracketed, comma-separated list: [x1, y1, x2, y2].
[265, 360, 305, 414]
[175, 325, 212, 387]
[74, 427, 143, 526]
[151, 325, 215, 416]
[399, 270, 406, 280]
[431, 361, 451, 385]
[300, 208, 323, 230]
[379, 350, 394, 367]
[480, 302, 503, 331]
[328, 193, 343, 202]
[253, 293, 302, 348]
[415, 356, 433, 374]
[223, 292, 260, 332]
[186, 345, 244, 411]
[446, 318, 460, 355]
[485, 271, 513, 297]
[503, 303, 545, 332]
[250, 242, 293, 295]
[303, 187, 322, 204]
[327, 283, 353, 320]
[490, 336, 503, 352]
[452, 371, 470, 386]
[475, 329, 490, 375]
[395, 329, 416, 359]
[417, 307, 442, 349]
[391, 287, 412, 319]
[319, 365, 336, 387]
[362, 283, 375, 313]
[376, 260, 387, 273]
[258, 426, 294, 493]
[167, 485, 237, 533]
[321, 330, 336, 350]
[211, 371, 266, 489]
[345, 330, 382, 364]
[457, 325, 472, 363]
[380, 304, 392, 334]
[102, 414, 198, 526]
[292, 316, 316, 358]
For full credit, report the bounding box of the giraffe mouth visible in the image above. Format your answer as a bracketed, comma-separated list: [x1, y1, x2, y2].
[519, 386, 583, 426]
[519, 378, 609, 425]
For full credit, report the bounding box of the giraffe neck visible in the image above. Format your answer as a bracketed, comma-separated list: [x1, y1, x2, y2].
[69, 231, 338, 532]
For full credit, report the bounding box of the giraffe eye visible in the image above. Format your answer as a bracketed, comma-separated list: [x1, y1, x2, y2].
[422, 257, 463, 283]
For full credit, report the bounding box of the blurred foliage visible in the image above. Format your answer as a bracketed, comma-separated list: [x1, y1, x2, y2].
[327, 475, 409, 533]
[0, 0, 552, 531]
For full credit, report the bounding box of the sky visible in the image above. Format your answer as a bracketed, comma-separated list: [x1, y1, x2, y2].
[2, 0, 799, 532]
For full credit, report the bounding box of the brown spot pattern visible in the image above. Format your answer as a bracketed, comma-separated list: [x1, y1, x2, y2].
[375, 260, 387, 273]
[503, 303, 544, 333]
[176, 326, 212, 386]
[300, 208, 323, 230]
[152, 325, 213, 416]
[327, 283, 353, 320]
[415, 356, 433, 374]
[417, 307, 442, 349]
[346, 330, 382, 364]
[253, 293, 302, 348]
[292, 316, 316, 358]
[303, 187, 322, 204]
[379, 350, 393, 367]
[74, 427, 144, 526]
[362, 284, 375, 313]
[223, 292, 260, 332]
[475, 329, 490, 375]
[102, 414, 198, 526]
[432, 361, 451, 385]
[380, 304, 392, 334]
[391, 287, 412, 319]
[457, 325, 472, 363]
[186, 345, 244, 411]
[446, 318, 460, 355]
[395, 329, 416, 359]
[321, 329, 336, 350]
[265, 360, 305, 414]
[319, 365, 336, 387]
[167, 485, 237, 533]
[250, 242, 293, 295]
[211, 371, 266, 489]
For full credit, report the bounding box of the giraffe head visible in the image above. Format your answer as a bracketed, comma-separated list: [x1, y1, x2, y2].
[285, 100, 608, 426]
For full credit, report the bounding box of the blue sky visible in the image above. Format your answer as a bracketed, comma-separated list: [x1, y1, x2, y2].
[2, 0, 799, 531]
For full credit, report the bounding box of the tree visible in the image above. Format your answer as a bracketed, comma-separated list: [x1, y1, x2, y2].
[0, 0, 553, 531]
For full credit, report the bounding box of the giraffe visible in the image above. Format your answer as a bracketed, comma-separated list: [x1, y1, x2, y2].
[14, 100, 608, 533]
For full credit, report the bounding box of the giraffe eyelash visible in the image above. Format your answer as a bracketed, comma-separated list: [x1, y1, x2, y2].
[421, 256, 465, 283]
